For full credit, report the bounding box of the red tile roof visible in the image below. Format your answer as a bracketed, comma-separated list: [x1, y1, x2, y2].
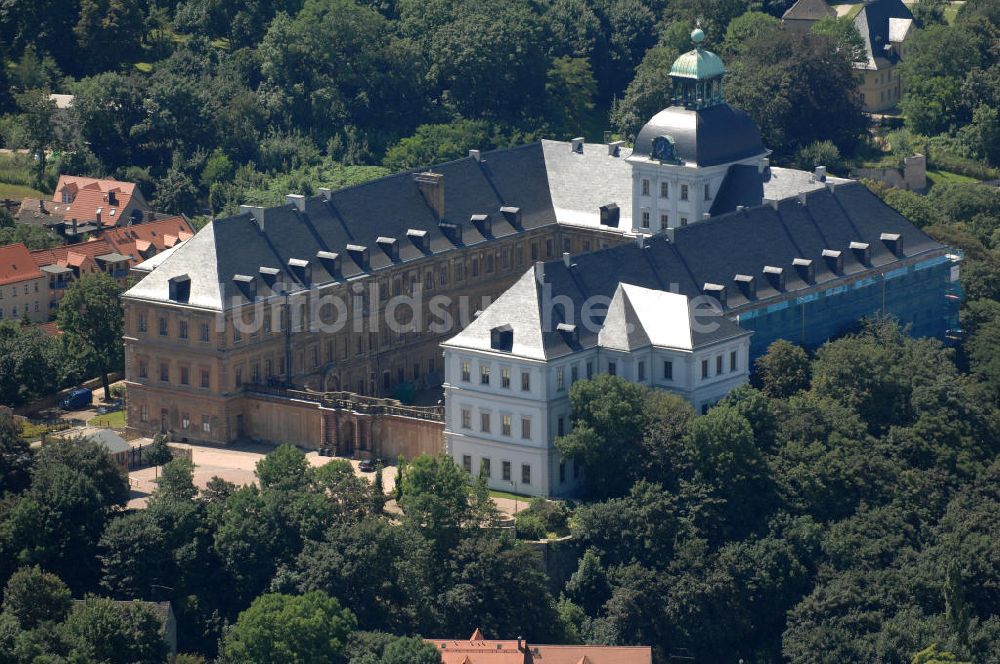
[103, 216, 195, 259]
[30, 238, 117, 270]
[52, 176, 146, 227]
[0, 243, 44, 286]
[428, 631, 652, 664]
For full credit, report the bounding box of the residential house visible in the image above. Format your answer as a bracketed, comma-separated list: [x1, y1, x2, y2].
[0, 243, 47, 323]
[429, 629, 652, 664]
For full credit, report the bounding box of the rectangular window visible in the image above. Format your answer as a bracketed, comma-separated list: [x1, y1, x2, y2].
[522, 464, 531, 485]
[641, 179, 649, 196]
[660, 214, 669, 230]
[704, 183, 711, 200]
[179, 321, 188, 339]
[200, 323, 210, 342]
[233, 326, 241, 342]
[660, 181, 669, 198]
[235, 367, 242, 388]
[481, 458, 491, 478]
[140, 405, 149, 423]
[138, 359, 148, 379]
[480, 364, 490, 385]
[702, 359, 709, 379]
[461, 361, 471, 382]
[202, 415, 211, 433]
[638, 361, 645, 381]
[664, 360, 673, 380]
[521, 371, 530, 391]
[180, 366, 189, 385]
[201, 369, 210, 389]
[502, 461, 511, 481]
[159, 363, 169, 382]
[557, 416, 565, 437]
[608, 361, 616, 376]
[502, 415, 511, 436]
[138, 313, 146, 332]
[556, 367, 565, 391]
[463, 455, 472, 474]
[481, 412, 491, 433]
[461, 409, 471, 429]
[182, 413, 190, 430]
[159, 317, 168, 336]
[559, 461, 566, 483]
[730, 350, 737, 372]
[716, 355, 723, 374]
[586, 361, 593, 379]
[545, 239, 554, 257]
[681, 184, 689, 201]
[641, 210, 650, 228]
[571, 365, 578, 384]
[521, 417, 531, 440]
[680, 217, 688, 226]
[501, 367, 511, 388]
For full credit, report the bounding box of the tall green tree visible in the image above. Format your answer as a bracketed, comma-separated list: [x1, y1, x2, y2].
[57, 272, 125, 401]
[219, 591, 356, 664]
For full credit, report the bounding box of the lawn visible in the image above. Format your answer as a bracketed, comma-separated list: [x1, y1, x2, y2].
[488, 488, 535, 501]
[0, 182, 44, 200]
[88, 410, 127, 430]
[927, 168, 979, 186]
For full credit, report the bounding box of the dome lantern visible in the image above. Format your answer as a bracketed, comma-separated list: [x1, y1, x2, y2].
[670, 28, 726, 110]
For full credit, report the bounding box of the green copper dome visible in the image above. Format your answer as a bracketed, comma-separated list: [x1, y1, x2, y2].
[669, 29, 726, 80]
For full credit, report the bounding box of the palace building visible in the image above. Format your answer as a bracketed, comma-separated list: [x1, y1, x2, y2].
[125, 30, 957, 464]
[440, 30, 959, 497]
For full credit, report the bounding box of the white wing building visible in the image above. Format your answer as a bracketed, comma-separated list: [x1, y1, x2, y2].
[442, 262, 751, 497]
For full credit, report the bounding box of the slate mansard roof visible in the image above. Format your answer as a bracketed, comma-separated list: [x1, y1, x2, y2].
[854, 0, 913, 69]
[445, 181, 946, 360]
[125, 140, 641, 311]
[632, 104, 768, 167]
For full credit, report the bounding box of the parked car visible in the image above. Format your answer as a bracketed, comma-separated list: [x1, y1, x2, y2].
[60, 388, 93, 411]
[358, 458, 376, 472]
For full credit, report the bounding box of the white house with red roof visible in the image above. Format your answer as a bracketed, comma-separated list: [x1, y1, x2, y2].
[51, 175, 151, 228]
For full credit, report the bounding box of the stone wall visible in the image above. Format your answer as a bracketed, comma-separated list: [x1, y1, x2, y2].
[855, 153, 927, 192]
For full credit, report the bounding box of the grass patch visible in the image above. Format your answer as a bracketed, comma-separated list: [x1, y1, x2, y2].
[88, 410, 126, 430]
[927, 168, 979, 186]
[944, 4, 959, 24]
[134, 62, 154, 73]
[0, 182, 44, 200]
[209, 38, 231, 50]
[488, 488, 534, 502]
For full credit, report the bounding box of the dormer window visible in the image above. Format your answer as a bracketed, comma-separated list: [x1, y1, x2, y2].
[168, 275, 191, 303]
[490, 324, 513, 351]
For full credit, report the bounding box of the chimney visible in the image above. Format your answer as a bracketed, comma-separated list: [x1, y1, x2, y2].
[798, 191, 808, 206]
[534, 262, 545, 285]
[517, 637, 525, 652]
[880, 232, 903, 257]
[240, 205, 266, 231]
[734, 274, 756, 299]
[736, 205, 745, 212]
[570, 137, 584, 154]
[415, 172, 445, 221]
[95, 207, 102, 225]
[469, 149, 482, 162]
[557, 322, 579, 344]
[608, 141, 625, 157]
[376, 236, 399, 260]
[850, 241, 871, 265]
[286, 194, 306, 212]
[814, 165, 827, 182]
[470, 214, 491, 236]
[793, 258, 815, 284]
[146, 209, 155, 222]
[317, 187, 333, 201]
[822, 249, 843, 274]
[635, 234, 645, 248]
[316, 251, 341, 278]
[562, 252, 571, 267]
[764, 198, 779, 210]
[702, 212, 711, 220]
[259, 266, 280, 289]
[759, 157, 770, 174]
